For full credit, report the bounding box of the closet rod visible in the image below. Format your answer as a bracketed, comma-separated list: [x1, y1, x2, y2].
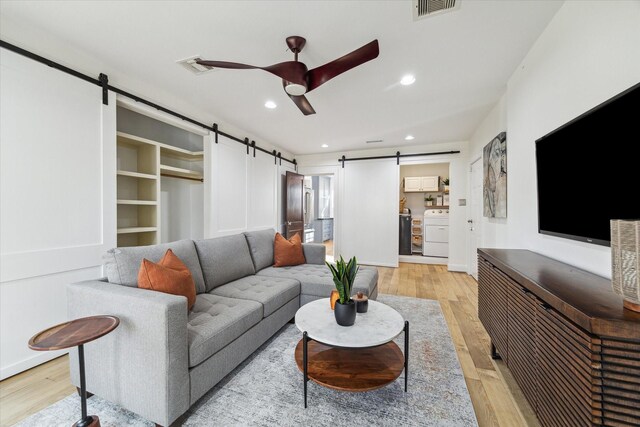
[0, 39, 297, 166]
[160, 173, 204, 182]
[161, 173, 204, 183]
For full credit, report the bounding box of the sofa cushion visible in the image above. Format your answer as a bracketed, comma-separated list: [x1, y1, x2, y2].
[210, 275, 300, 317]
[104, 239, 206, 294]
[243, 228, 275, 271]
[188, 294, 262, 367]
[194, 235, 256, 292]
[273, 232, 306, 267]
[138, 249, 196, 310]
[257, 264, 378, 299]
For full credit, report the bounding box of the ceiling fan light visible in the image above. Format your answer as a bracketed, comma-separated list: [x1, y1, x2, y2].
[284, 82, 307, 96]
[400, 75, 416, 86]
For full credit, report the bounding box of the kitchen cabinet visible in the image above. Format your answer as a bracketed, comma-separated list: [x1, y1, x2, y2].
[403, 176, 439, 192]
[320, 218, 333, 241]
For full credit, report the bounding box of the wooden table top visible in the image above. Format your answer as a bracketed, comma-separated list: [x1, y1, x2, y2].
[28, 315, 120, 351]
[478, 249, 640, 339]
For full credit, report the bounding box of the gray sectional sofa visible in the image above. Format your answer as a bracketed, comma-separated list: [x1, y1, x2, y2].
[67, 228, 378, 426]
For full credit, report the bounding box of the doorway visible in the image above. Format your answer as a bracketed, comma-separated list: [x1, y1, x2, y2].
[398, 161, 450, 265]
[303, 175, 335, 260]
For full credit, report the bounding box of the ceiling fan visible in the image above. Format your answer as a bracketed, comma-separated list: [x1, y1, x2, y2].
[197, 36, 379, 115]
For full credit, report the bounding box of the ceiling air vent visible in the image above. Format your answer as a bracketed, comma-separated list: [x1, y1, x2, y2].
[176, 56, 215, 75]
[413, 0, 460, 21]
[366, 139, 384, 144]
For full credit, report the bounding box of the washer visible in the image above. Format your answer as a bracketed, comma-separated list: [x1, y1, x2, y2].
[423, 209, 449, 258]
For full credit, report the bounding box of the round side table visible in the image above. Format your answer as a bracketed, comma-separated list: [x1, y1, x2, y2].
[28, 315, 120, 427]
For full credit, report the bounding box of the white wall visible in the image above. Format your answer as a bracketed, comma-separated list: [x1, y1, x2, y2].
[469, 94, 507, 249]
[297, 141, 469, 271]
[0, 49, 116, 379]
[468, 1, 640, 277]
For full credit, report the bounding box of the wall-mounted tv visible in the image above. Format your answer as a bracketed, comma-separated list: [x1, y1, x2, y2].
[535, 82, 640, 247]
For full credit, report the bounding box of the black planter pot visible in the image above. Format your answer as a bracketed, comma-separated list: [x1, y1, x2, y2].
[334, 300, 356, 326]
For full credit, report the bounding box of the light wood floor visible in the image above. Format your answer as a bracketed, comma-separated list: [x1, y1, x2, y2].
[0, 263, 537, 426]
[323, 239, 333, 256]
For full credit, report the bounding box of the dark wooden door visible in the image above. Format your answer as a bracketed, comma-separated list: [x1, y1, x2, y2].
[285, 171, 304, 239]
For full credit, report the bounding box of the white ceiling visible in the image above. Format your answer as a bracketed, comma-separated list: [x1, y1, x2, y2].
[0, 1, 562, 155]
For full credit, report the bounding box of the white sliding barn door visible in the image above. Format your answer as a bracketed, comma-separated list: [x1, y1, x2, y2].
[248, 150, 278, 231]
[209, 135, 249, 236]
[339, 159, 399, 267]
[207, 135, 279, 237]
[0, 49, 116, 378]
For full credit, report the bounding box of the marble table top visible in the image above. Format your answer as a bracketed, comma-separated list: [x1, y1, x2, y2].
[295, 298, 405, 347]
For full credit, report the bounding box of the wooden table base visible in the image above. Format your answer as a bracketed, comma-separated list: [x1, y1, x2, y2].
[294, 339, 404, 392]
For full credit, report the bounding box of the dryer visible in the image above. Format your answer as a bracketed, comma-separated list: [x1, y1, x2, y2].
[423, 209, 449, 258]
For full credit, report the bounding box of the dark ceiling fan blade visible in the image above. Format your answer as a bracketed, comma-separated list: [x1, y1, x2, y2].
[306, 39, 379, 92]
[196, 60, 260, 70]
[197, 60, 308, 86]
[288, 94, 316, 115]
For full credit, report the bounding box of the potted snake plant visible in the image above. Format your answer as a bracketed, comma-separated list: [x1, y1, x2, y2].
[326, 256, 359, 326]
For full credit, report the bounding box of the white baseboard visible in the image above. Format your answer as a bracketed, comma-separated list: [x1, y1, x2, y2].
[360, 260, 398, 268]
[447, 263, 468, 272]
[0, 349, 68, 380]
[398, 255, 447, 265]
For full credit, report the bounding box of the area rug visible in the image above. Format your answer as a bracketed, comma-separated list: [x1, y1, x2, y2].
[15, 295, 478, 426]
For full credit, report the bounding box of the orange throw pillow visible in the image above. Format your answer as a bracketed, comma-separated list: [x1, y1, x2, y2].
[273, 232, 306, 267]
[138, 249, 196, 310]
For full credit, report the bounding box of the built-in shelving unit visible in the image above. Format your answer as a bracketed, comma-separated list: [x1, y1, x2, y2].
[116, 132, 160, 247]
[411, 217, 423, 254]
[116, 104, 206, 247]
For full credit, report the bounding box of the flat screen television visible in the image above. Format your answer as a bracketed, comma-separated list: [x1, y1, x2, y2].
[535, 82, 640, 247]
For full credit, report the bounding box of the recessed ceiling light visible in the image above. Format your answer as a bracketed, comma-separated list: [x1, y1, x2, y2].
[400, 75, 416, 86]
[405, 135, 415, 141]
[321, 144, 329, 148]
[264, 100, 277, 109]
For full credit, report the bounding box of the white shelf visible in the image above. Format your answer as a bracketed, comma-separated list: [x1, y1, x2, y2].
[117, 131, 202, 159]
[117, 227, 157, 234]
[117, 199, 157, 205]
[160, 144, 203, 160]
[117, 131, 158, 147]
[116, 170, 157, 180]
[160, 164, 203, 180]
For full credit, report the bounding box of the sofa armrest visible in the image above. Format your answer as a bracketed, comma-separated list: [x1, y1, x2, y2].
[302, 243, 326, 265]
[67, 280, 189, 427]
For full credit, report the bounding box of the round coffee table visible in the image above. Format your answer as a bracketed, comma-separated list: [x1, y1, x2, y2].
[29, 315, 120, 427]
[294, 298, 409, 408]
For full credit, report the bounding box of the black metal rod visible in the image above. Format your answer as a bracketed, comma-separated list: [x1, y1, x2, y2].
[0, 39, 297, 166]
[339, 150, 461, 164]
[75, 344, 94, 427]
[303, 331, 308, 408]
[404, 321, 409, 392]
